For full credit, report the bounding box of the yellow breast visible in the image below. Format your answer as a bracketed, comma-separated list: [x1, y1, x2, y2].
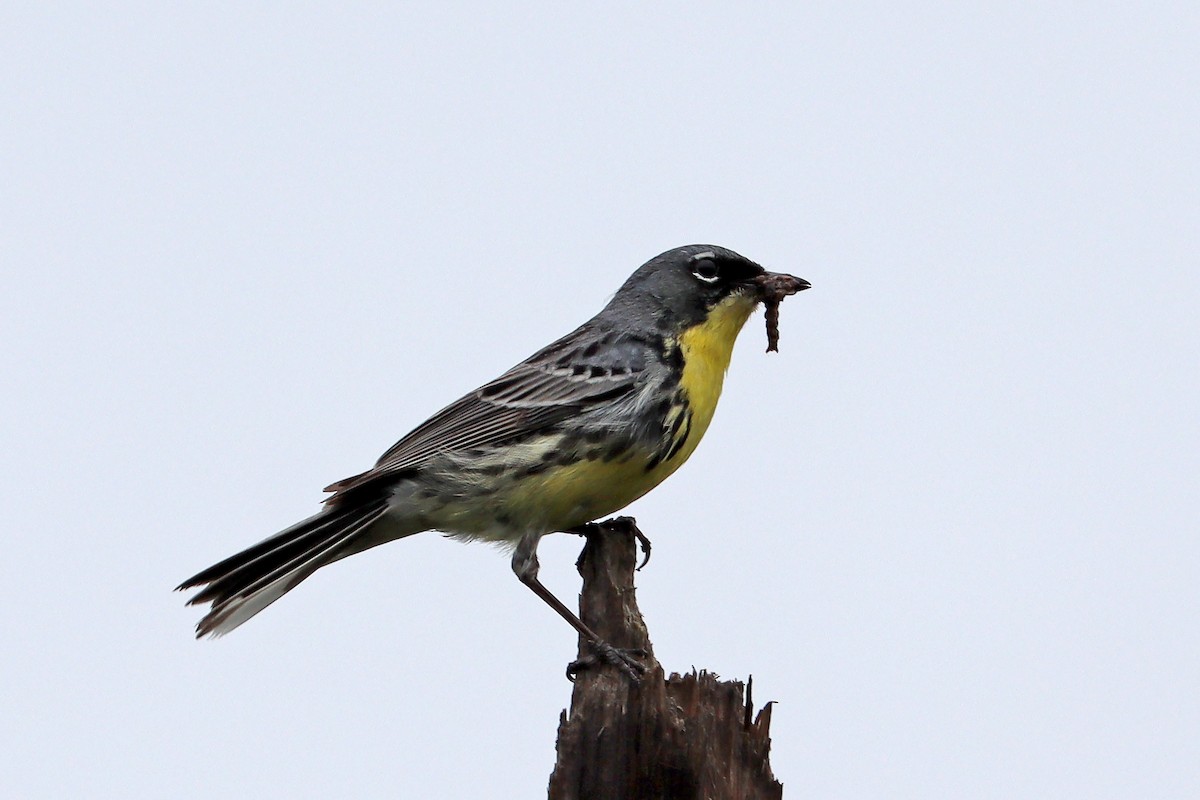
[669, 292, 759, 459]
[489, 292, 759, 534]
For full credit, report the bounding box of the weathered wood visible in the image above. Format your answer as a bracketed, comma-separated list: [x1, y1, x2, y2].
[548, 518, 782, 800]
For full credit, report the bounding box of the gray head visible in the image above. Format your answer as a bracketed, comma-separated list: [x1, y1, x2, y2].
[600, 245, 777, 332]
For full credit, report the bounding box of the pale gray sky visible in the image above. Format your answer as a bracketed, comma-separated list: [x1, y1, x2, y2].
[3, 3, 1197, 798]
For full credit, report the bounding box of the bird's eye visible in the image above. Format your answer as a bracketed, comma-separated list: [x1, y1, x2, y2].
[691, 258, 720, 283]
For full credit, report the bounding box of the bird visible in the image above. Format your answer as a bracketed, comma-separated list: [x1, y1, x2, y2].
[178, 244, 809, 680]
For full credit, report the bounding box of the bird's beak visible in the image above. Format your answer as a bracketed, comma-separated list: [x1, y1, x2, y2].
[753, 271, 811, 301]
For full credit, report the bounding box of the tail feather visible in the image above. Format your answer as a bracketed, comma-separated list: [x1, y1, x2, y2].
[178, 509, 347, 589]
[182, 509, 358, 606]
[204, 511, 373, 618]
[179, 500, 390, 638]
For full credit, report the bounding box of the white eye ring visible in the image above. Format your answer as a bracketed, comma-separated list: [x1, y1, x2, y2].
[691, 258, 720, 283]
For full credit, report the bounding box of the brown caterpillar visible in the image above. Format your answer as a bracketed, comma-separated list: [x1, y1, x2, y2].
[753, 272, 810, 353]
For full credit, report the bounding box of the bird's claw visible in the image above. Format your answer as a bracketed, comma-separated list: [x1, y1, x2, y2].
[623, 518, 652, 571]
[568, 516, 652, 571]
[566, 641, 648, 684]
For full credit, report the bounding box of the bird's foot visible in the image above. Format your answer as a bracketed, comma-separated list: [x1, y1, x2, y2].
[624, 518, 652, 571]
[568, 516, 652, 571]
[566, 640, 648, 685]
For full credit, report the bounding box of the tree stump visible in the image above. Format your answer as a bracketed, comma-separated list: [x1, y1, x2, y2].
[547, 518, 783, 800]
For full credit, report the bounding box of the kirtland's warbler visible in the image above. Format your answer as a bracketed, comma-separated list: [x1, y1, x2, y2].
[179, 245, 809, 679]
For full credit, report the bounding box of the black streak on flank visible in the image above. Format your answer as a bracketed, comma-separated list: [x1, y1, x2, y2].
[664, 406, 688, 442]
[645, 408, 693, 473]
[662, 410, 693, 463]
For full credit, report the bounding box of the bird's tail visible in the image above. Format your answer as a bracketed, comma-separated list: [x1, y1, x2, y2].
[177, 499, 391, 638]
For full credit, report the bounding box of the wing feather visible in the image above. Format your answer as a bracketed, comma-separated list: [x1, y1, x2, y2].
[323, 326, 651, 498]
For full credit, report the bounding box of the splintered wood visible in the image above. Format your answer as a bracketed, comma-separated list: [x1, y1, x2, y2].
[548, 519, 782, 800]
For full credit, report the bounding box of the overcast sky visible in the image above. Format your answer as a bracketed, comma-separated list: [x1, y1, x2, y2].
[3, 3, 1197, 798]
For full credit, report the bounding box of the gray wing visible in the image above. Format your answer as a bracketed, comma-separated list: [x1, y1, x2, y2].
[323, 325, 652, 499]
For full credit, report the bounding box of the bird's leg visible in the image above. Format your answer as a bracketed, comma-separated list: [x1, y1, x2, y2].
[512, 532, 646, 684]
[565, 516, 652, 571]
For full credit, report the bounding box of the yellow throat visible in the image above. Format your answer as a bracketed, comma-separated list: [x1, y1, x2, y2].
[670, 291, 759, 465]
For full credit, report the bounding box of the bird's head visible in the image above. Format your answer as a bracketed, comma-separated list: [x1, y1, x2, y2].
[603, 244, 810, 342]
